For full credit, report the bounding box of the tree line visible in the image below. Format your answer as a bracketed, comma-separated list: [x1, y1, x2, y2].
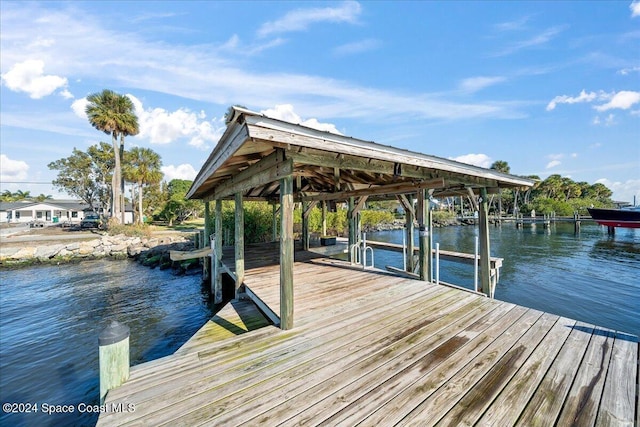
[476, 161, 614, 216]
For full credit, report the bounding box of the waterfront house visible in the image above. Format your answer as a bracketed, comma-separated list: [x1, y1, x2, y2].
[0, 200, 134, 224]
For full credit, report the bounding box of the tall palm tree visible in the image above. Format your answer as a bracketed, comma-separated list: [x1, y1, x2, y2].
[123, 147, 163, 224]
[86, 90, 139, 222]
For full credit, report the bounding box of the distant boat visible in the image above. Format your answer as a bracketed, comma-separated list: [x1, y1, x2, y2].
[587, 206, 640, 229]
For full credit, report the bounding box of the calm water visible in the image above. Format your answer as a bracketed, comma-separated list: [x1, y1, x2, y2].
[0, 260, 213, 427]
[1, 223, 639, 426]
[367, 222, 640, 338]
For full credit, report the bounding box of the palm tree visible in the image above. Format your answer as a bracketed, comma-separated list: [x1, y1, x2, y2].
[123, 147, 163, 224]
[86, 90, 139, 222]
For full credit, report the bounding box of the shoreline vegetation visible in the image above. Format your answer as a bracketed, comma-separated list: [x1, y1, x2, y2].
[0, 209, 466, 270]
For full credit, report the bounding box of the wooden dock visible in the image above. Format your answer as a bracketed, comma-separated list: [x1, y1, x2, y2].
[98, 243, 638, 426]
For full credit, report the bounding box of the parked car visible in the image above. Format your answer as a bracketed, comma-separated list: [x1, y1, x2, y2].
[80, 214, 102, 229]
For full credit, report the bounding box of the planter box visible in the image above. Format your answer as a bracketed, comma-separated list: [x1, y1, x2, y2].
[320, 236, 336, 246]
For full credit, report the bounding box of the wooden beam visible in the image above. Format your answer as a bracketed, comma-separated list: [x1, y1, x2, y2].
[188, 123, 249, 199]
[478, 187, 492, 297]
[209, 150, 293, 200]
[299, 178, 445, 202]
[280, 174, 294, 330]
[246, 120, 534, 188]
[213, 199, 223, 304]
[303, 200, 318, 218]
[288, 150, 442, 180]
[351, 195, 369, 219]
[235, 192, 245, 299]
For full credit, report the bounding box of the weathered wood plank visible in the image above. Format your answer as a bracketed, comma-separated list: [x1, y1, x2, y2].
[220, 296, 497, 426]
[595, 331, 638, 427]
[98, 241, 638, 427]
[102, 289, 463, 424]
[322, 305, 529, 427]
[475, 316, 577, 426]
[269, 300, 512, 427]
[515, 322, 596, 426]
[169, 247, 211, 261]
[432, 312, 561, 426]
[350, 307, 540, 427]
[556, 326, 615, 426]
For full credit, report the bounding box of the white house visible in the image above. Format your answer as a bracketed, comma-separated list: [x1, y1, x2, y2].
[0, 200, 134, 224]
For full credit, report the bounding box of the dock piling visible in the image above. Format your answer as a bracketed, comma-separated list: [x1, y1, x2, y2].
[99, 320, 130, 404]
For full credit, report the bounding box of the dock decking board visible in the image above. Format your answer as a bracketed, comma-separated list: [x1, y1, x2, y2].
[97, 244, 639, 426]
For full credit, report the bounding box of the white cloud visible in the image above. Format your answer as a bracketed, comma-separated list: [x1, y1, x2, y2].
[59, 89, 74, 99]
[449, 153, 492, 168]
[545, 153, 564, 169]
[546, 90, 598, 111]
[71, 97, 89, 118]
[261, 104, 343, 134]
[333, 39, 381, 56]
[593, 113, 616, 126]
[0, 59, 67, 99]
[594, 90, 640, 111]
[494, 26, 567, 56]
[459, 76, 506, 93]
[546, 160, 561, 169]
[161, 164, 197, 181]
[132, 97, 225, 149]
[494, 16, 532, 32]
[257, 1, 361, 37]
[73, 95, 225, 149]
[0, 154, 30, 181]
[596, 178, 640, 203]
[630, 1, 640, 18]
[618, 66, 640, 75]
[549, 90, 640, 113]
[0, 2, 527, 127]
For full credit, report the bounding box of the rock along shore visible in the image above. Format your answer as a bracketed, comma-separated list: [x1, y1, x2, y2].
[0, 234, 196, 270]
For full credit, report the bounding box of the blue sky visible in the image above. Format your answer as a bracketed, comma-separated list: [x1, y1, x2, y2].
[1, 1, 639, 203]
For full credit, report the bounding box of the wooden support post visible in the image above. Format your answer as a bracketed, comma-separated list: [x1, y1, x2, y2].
[235, 192, 245, 299]
[280, 175, 294, 330]
[302, 201, 309, 251]
[348, 197, 356, 263]
[213, 200, 223, 303]
[99, 320, 129, 404]
[405, 194, 416, 273]
[321, 200, 327, 237]
[272, 203, 278, 241]
[479, 187, 492, 297]
[417, 189, 432, 282]
[203, 202, 211, 281]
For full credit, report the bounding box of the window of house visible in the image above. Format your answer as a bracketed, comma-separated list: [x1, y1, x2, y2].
[72, 212, 78, 218]
[37, 212, 43, 219]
